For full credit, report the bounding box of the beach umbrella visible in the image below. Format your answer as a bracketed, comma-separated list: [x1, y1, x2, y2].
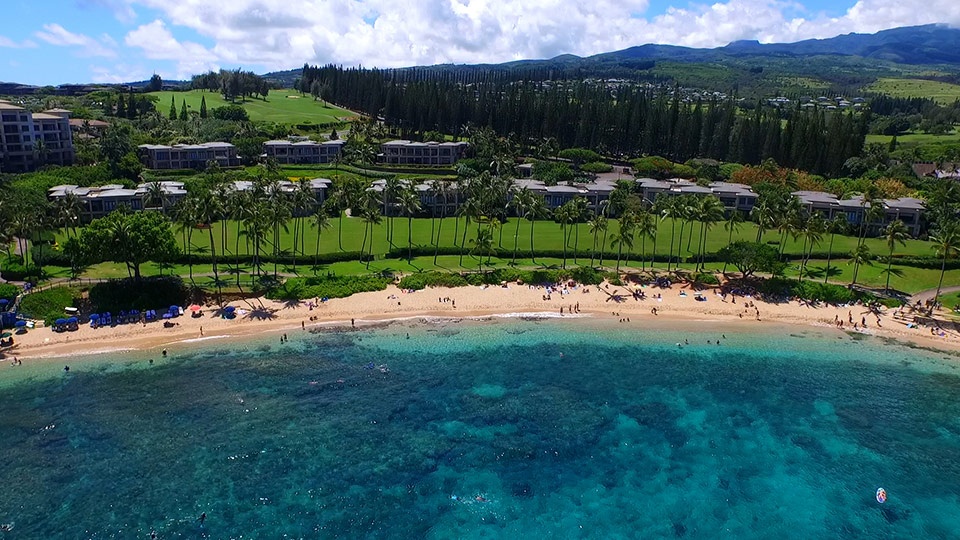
[14, 321, 26, 327]
[0, 299, 8, 305]
[224, 306, 236, 313]
[1, 332, 11, 338]
[189, 304, 202, 312]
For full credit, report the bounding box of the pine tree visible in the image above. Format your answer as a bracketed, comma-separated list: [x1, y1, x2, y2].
[179, 99, 188, 121]
[199, 95, 207, 118]
[127, 88, 137, 119]
[169, 96, 177, 120]
[116, 94, 126, 117]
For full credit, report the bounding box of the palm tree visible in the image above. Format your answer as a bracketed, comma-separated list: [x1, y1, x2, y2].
[144, 181, 166, 213]
[55, 192, 83, 239]
[174, 197, 199, 284]
[556, 201, 574, 269]
[432, 181, 453, 265]
[823, 216, 847, 284]
[570, 197, 589, 265]
[775, 195, 803, 257]
[636, 210, 657, 271]
[612, 210, 637, 274]
[195, 189, 224, 302]
[930, 221, 960, 310]
[721, 210, 744, 274]
[290, 178, 316, 271]
[326, 185, 350, 251]
[588, 212, 607, 267]
[849, 243, 872, 286]
[695, 196, 725, 271]
[526, 194, 547, 265]
[470, 226, 495, 272]
[229, 189, 253, 284]
[882, 219, 910, 292]
[382, 177, 403, 247]
[510, 188, 533, 265]
[360, 203, 383, 270]
[398, 186, 422, 261]
[660, 197, 679, 271]
[312, 203, 332, 272]
[456, 197, 478, 267]
[596, 200, 611, 267]
[265, 181, 292, 278]
[797, 213, 825, 282]
[751, 200, 775, 243]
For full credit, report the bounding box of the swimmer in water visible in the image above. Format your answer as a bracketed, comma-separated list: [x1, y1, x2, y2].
[199, 512, 206, 525]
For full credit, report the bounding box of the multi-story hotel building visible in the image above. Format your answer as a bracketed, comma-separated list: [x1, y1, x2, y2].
[262, 138, 345, 164]
[0, 100, 75, 172]
[137, 142, 240, 169]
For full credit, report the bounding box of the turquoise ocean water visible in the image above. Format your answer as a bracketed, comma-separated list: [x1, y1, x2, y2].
[1, 317, 959, 538]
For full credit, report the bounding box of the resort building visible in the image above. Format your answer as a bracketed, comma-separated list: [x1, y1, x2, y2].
[48, 182, 187, 222]
[226, 178, 333, 214]
[137, 142, 240, 170]
[0, 100, 75, 172]
[793, 191, 925, 236]
[378, 140, 468, 166]
[48, 178, 333, 221]
[262, 138, 345, 164]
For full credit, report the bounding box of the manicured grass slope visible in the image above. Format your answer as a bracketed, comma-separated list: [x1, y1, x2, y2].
[46, 216, 958, 294]
[867, 78, 960, 105]
[148, 89, 356, 124]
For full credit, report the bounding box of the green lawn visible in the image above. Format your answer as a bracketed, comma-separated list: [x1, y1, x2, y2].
[866, 78, 960, 105]
[52, 215, 942, 263]
[865, 130, 960, 146]
[37, 215, 953, 295]
[160, 215, 939, 260]
[148, 89, 357, 124]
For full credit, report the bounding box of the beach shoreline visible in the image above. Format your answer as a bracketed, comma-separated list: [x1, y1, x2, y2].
[4, 280, 960, 365]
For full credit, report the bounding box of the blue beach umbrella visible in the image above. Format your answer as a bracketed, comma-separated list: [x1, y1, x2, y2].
[14, 321, 26, 327]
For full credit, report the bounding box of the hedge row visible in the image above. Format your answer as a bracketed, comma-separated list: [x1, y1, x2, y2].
[265, 274, 392, 301]
[756, 278, 901, 307]
[397, 266, 607, 290]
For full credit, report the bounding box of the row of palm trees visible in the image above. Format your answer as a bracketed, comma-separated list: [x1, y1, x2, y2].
[3, 168, 959, 309]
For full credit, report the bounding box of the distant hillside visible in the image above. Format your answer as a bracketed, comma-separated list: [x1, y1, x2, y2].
[593, 24, 960, 65]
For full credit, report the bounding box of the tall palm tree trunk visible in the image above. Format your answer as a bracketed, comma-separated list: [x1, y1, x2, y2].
[824, 232, 836, 284]
[434, 213, 444, 265]
[513, 218, 522, 264]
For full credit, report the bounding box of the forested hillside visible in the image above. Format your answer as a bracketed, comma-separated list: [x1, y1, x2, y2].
[299, 65, 867, 176]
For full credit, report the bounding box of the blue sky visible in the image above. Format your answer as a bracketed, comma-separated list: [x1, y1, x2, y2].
[0, 0, 955, 85]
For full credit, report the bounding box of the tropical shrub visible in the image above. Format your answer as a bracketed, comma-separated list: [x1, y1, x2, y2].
[266, 274, 391, 301]
[19, 287, 82, 325]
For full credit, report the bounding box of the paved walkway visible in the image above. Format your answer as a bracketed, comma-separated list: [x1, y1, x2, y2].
[910, 285, 960, 305]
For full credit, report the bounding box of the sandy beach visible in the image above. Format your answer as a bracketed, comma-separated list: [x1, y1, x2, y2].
[4, 279, 960, 363]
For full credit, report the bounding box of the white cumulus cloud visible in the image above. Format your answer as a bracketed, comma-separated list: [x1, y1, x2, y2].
[124, 20, 221, 78]
[95, 0, 960, 74]
[34, 23, 117, 57]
